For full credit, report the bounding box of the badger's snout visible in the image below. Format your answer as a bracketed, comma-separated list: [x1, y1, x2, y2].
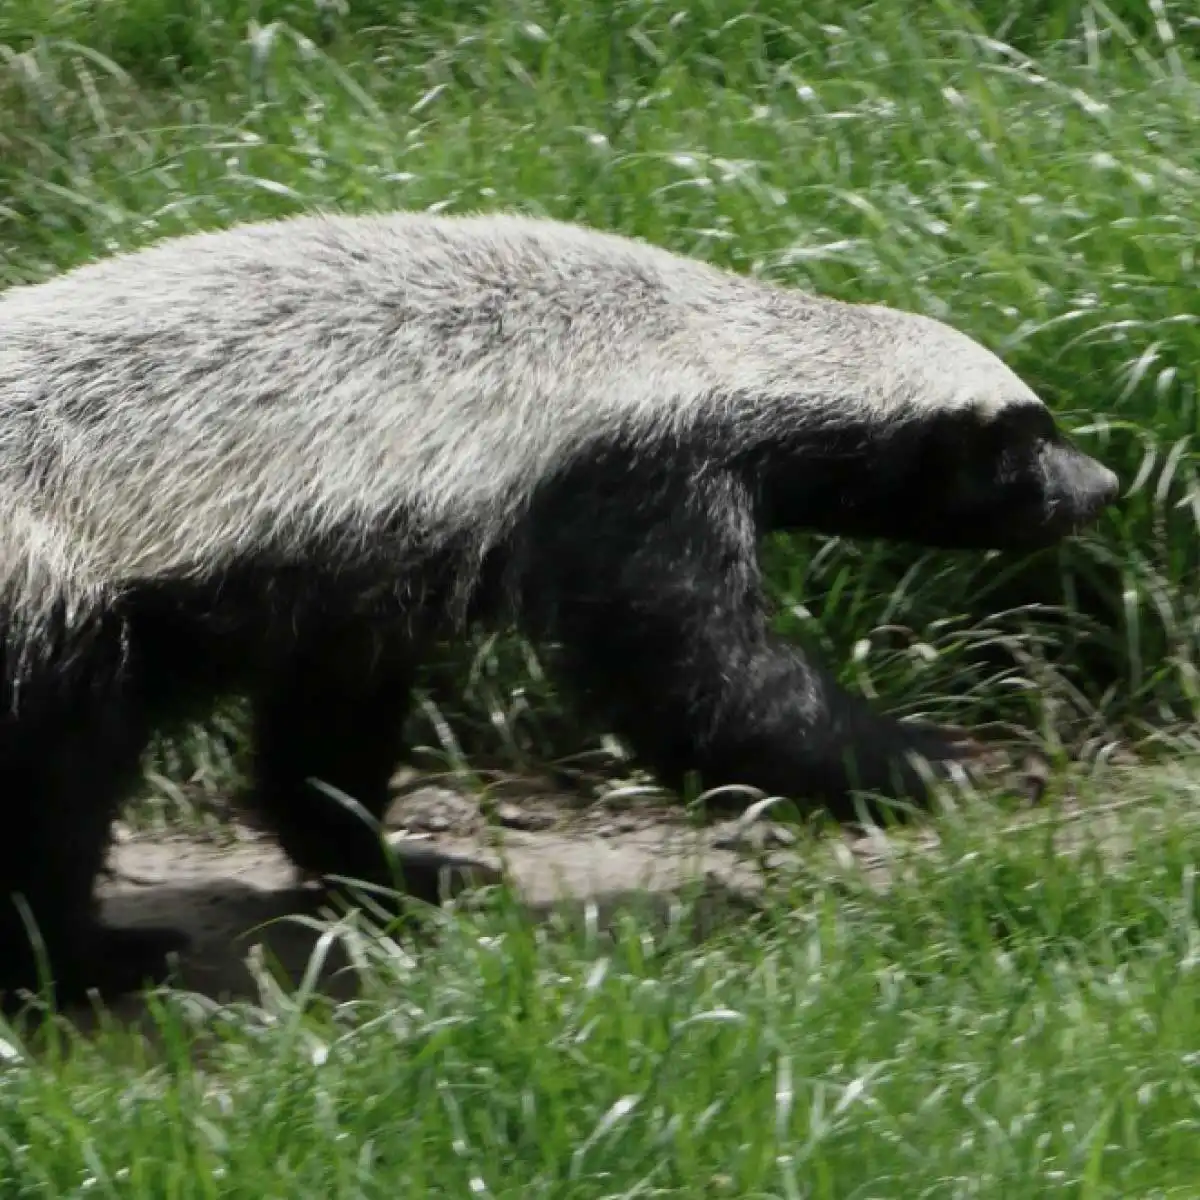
[1041, 442, 1120, 529]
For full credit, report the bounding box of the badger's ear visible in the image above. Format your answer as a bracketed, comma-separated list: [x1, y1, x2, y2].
[983, 398, 1060, 445]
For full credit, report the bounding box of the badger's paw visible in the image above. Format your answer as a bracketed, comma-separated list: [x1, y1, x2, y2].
[90, 923, 191, 995]
[0, 922, 191, 1013]
[892, 720, 1040, 809]
[863, 720, 996, 809]
[55, 923, 192, 1005]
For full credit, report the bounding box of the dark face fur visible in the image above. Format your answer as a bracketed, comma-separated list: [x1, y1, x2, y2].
[755, 402, 1120, 552]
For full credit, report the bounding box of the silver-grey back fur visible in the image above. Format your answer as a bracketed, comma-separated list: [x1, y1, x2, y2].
[0, 210, 1045, 631]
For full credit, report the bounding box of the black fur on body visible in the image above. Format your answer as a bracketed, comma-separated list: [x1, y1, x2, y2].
[0, 211, 1120, 1005]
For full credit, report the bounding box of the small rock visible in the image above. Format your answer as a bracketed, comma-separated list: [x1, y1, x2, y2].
[770, 823, 797, 846]
[495, 802, 556, 831]
[712, 819, 797, 853]
[1020, 753, 1051, 806]
[385, 786, 479, 834]
[712, 822, 756, 851]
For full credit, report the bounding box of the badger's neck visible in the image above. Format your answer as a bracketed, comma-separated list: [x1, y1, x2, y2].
[687, 275, 1046, 457]
[672, 278, 921, 432]
[658, 272, 1055, 549]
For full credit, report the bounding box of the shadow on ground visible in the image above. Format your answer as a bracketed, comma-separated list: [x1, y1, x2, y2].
[40, 816, 776, 1040]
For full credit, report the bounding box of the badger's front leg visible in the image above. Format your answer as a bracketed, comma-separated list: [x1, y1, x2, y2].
[526, 464, 982, 821]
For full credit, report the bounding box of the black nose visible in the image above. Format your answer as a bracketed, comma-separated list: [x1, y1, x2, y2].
[1050, 445, 1119, 509]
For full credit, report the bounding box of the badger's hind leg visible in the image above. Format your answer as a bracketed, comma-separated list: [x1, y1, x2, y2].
[0, 605, 188, 1008]
[244, 626, 437, 903]
[521, 460, 982, 823]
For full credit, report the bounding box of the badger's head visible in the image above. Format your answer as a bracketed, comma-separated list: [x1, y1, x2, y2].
[749, 305, 1120, 553]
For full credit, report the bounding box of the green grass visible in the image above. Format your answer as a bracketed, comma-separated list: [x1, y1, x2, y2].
[7, 765, 1200, 1196]
[2, 0, 1200, 1193]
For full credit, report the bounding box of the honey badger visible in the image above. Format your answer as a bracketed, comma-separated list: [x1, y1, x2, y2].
[0, 210, 1119, 1002]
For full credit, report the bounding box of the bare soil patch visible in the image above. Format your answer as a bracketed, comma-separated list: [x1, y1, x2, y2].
[78, 785, 791, 1035]
[58, 755, 1198, 1037]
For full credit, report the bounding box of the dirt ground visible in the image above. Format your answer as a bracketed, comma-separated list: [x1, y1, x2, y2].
[73, 755, 1194, 1036]
[86, 782, 823, 1032]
